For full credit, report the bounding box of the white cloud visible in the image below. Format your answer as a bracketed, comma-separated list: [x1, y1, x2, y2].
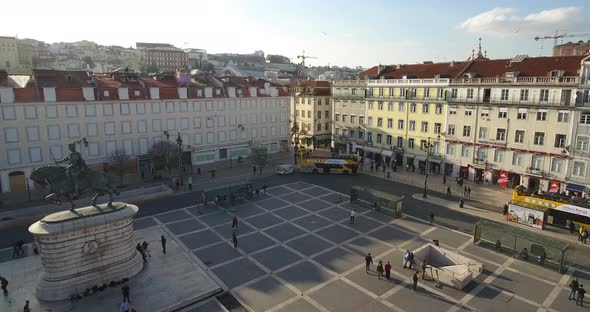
[458, 6, 584, 37]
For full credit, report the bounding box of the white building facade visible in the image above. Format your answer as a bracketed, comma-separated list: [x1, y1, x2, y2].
[0, 72, 290, 193]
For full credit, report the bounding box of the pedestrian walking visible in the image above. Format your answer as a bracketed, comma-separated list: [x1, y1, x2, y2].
[421, 260, 428, 280]
[467, 187, 472, 198]
[122, 284, 130, 303]
[384, 261, 392, 279]
[350, 209, 356, 224]
[583, 229, 588, 244]
[446, 186, 451, 198]
[232, 215, 239, 230]
[412, 271, 419, 292]
[142, 241, 151, 258]
[232, 231, 238, 248]
[255, 189, 260, 199]
[188, 176, 192, 191]
[263, 184, 267, 194]
[579, 226, 584, 241]
[252, 165, 257, 175]
[429, 212, 435, 225]
[376, 261, 384, 280]
[443, 175, 446, 184]
[578, 285, 586, 306]
[370, 163, 374, 172]
[365, 253, 373, 272]
[464, 186, 467, 196]
[161, 235, 167, 254]
[0, 275, 7, 295]
[136, 243, 147, 262]
[503, 204, 509, 218]
[569, 279, 579, 300]
[23, 300, 31, 312]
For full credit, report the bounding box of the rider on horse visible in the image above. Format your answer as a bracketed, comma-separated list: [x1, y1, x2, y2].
[56, 141, 89, 197]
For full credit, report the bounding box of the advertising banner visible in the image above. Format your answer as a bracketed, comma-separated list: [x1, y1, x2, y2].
[507, 204, 544, 230]
[497, 172, 509, 188]
[548, 180, 560, 193]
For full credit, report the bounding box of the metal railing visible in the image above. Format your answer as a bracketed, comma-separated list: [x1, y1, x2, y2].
[451, 76, 579, 85]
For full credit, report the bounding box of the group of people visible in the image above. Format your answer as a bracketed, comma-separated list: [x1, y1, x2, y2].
[364, 250, 429, 293]
[569, 278, 586, 306]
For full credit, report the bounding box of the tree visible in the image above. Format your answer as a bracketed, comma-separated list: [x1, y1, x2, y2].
[266, 54, 290, 64]
[82, 56, 95, 69]
[148, 141, 178, 180]
[144, 64, 158, 74]
[109, 149, 129, 187]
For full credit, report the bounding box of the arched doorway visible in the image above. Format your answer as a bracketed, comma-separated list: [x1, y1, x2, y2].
[9, 171, 26, 192]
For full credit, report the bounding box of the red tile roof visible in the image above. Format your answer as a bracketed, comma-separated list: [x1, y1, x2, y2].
[384, 61, 470, 79]
[288, 80, 331, 88]
[461, 55, 585, 77]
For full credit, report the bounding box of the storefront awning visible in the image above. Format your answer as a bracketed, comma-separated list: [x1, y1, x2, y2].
[364, 146, 383, 154]
[566, 183, 585, 192]
[381, 150, 394, 157]
[314, 134, 332, 140]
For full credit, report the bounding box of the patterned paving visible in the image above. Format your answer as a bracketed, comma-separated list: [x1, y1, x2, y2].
[140, 182, 586, 312]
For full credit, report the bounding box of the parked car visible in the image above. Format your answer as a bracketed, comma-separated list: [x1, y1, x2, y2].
[277, 164, 295, 175]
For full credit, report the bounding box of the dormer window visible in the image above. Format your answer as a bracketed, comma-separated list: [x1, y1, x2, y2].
[237, 89, 243, 96]
[549, 70, 563, 77]
[197, 89, 203, 97]
[103, 90, 110, 97]
[134, 90, 141, 96]
[65, 75, 73, 81]
[215, 88, 221, 96]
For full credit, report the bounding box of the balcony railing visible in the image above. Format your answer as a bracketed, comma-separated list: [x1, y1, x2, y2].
[367, 78, 451, 85]
[449, 96, 573, 107]
[451, 76, 579, 85]
[332, 80, 368, 87]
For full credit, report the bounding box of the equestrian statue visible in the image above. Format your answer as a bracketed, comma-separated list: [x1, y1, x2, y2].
[29, 140, 120, 211]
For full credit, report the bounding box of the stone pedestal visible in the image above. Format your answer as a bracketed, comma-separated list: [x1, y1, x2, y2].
[28, 203, 143, 301]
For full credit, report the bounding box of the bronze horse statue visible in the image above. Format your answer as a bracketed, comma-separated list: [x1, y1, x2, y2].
[30, 165, 120, 211]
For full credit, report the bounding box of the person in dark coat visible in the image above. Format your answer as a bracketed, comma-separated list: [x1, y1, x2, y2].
[412, 271, 419, 292]
[161, 235, 167, 254]
[0, 276, 7, 295]
[122, 284, 130, 303]
[570, 278, 579, 300]
[136, 243, 147, 262]
[376, 261, 384, 279]
[365, 253, 373, 272]
[577, 284, 586, 306]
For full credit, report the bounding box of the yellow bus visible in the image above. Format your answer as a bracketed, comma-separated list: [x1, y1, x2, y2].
[511, 186, 590, 230]
[299, 157, 359, 175]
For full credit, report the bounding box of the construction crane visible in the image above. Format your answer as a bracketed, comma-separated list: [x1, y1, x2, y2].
[534, 31, 590, 48]
[297, 50, 318, 67]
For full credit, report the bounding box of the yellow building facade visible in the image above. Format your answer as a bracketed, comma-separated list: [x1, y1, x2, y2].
[364, 79, 449, 172]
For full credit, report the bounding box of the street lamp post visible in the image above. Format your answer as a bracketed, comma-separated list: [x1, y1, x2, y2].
[164, 131, 171, 185]
[290, 121, 300, 165]
[422, 135, 441, 198]
[176, 132, 183, 186]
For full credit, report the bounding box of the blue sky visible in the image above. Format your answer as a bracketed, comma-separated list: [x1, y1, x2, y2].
[2, 0, 589, 68]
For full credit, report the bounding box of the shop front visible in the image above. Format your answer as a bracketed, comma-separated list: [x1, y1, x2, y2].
[566, 183, 585, 198]
[192, 149, 217, 164]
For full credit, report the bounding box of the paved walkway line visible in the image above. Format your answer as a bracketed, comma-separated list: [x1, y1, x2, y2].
[448, 257, 514, 312]
[541, 271, 573, 310]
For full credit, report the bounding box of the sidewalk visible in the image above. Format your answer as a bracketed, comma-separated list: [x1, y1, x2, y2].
[359, 162, 513, 210]
[0, 152, 294, 214]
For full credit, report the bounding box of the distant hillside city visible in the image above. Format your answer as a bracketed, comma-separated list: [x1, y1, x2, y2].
[0, 36, 364, 84]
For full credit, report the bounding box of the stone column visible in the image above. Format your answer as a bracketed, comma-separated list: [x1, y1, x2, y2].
[29, 203, 143, 301]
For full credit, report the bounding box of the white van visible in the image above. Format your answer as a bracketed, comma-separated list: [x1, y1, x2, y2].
[277, 164, 295, 175]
